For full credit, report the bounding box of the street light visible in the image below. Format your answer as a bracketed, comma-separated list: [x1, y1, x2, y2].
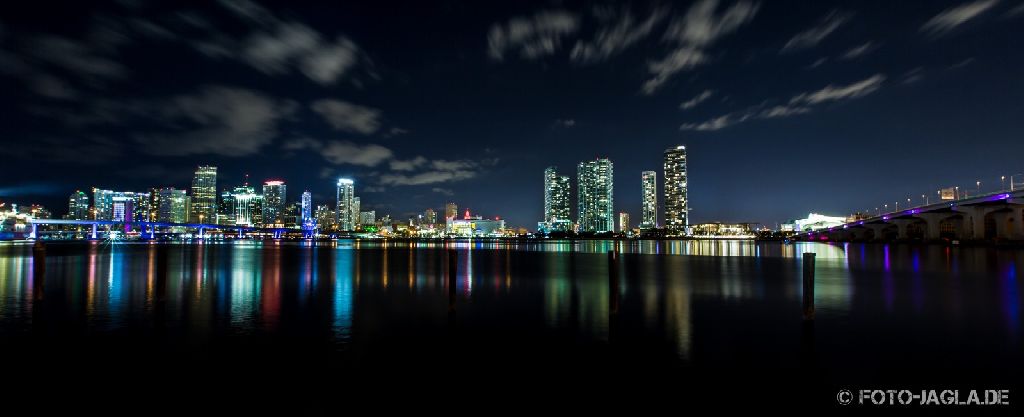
[1002, 175, 1006, 191]
[976, 181, 981, 196]
[955, 186, 960, 200]
[923, 194, 929, 205]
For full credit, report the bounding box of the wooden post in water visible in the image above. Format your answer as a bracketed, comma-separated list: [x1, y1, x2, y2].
[608, 250, 619, 315]
[447, 249, 457, 312]
[32, 240, 45, 301]
[802, 253, 815, 321]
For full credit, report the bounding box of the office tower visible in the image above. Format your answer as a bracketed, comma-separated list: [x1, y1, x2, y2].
[352, 196, 361, 228]
[156, 188, 189, 223]
[67, 190, 89, 220]
[424, 208, 437, 225]
[577, 158, 614, 233]
[218, 190, 236, 225]
[445, 202, 458, 221]
[190, 165, 218, 223]
[92, 188, 114, 220]
[543, 167, 572, 223]
[315, 205, 334, 229]
[641, 171, 657, 228]
[619, 212, 630, 233]
[262, 180, 287, 226]
[228, 185, 263, 227]
[359, 211, 376, 227]
[664, 145, 688, 235]
[301, 191, 313, 228]
[336, 178, 355, 231]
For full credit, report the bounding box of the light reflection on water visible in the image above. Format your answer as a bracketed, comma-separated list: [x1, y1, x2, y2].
[0, 240, 1021, 370]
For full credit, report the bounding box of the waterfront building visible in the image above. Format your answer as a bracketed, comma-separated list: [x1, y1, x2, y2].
[189, 165, 217, 224]
[690, 222, 756, 238]
[577, 158, 614, 233]
[664, 146, 688, 235]
[92, 189, 149, 222]
[352, 196, 361, 228]
[619, 212, 630, 233]
[223, 185, 263, 227]
[641, 171, 657, 228]
[542, 166, 572, 232]
[156, 188, 189, 223]
[315, 205, 335, 229]
[447, 211, 506, 237]
[262, 180, 287, 227]
[424, 208, 437, 226]
[301, 191, 313, 229]
[336, 178, 355, 231]
[445, 202, 458, 221]
[359, 211, 376, 228]
[67, 190, 89, 220]
[783, 213, 846, 232]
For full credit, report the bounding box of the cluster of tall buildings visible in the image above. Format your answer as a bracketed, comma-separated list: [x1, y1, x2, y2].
[539, 145, 688, 235]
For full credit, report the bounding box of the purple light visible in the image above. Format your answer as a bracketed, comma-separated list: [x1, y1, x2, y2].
[882, 216, 890, 220]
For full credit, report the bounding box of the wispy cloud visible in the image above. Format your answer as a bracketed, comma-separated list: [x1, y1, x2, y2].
[555, 118, 576, 127]
[487, 10, 580, 61]
[310, 99, 382, 134]
[570, 5, 669, 64]
[921, 0, 1000, 37]
[680, 90, 714, 110]
[781, 10, 852, 52]
[283, 138, 393, 167]
[643, 0, 760, 94]
[840, 41, 876, 60]
[680, 74, 885, 131]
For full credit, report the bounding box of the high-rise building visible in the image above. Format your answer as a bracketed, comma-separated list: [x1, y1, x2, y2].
[156, 188, 189, 223]
[190, 165, 217, 223]
[619, 212, 630, 233]
[92, 189, 148, 222]
[543, 167, 572, 223]
[352, 196, 361, 228]
[336, 178, 355, 231]
[664, 145, 688, 235]
[92, 188, 114, 220]
[359, 211, 376, 227]
[424, 208, 437, 225]
[577, 158, 614, 233]
[301, 191, 313, 229]
[315, 205, 334, 229]
[262, 180, 287, 226]
[67, 190, 89, 220]
[641, 171, 657, 228]
[445, 202, 458, 221]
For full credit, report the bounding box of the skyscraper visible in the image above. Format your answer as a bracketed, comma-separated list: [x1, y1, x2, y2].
[352, 196, 361, 228]
[619, 212, 630, 233]
[445, 202, 458, 221]
[664, 146, 688, 235]
[577, 158, 614, 233]
[190, 165, 217, 223]
[301, 191, 313, 229]
[641, 171, 657, 228]
[227, 185, 262, 227]
[67, 190, 89, 220]
[336, 178, 355, 231]
[157, 188, 189, 223]
[262, 180, 287, 226]
[92, 188, 114, 220]
[543, 167, 572, 223]
[424, 208, 437, 225]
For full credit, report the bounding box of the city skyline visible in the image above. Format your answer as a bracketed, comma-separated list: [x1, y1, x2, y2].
[2, 0, 1024, 228]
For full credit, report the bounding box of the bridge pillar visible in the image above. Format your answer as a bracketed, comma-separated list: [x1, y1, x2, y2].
[888, 219, 919, 240]
[238, 228, 243, 238]
[29, 223, 38, 240]
[199, 227, 205, 239]
[914, 213, 956, 240]
[149, 224, 155, 239]
[863, 223, 891, 241]
[954, 206, 1004, 240]
[91, 223, 98, 240]
[990, 207, 1024, 240]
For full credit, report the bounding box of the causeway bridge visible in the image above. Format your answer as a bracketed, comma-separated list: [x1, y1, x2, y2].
[24, 219, 310, 240]
[796, 190, 1024, 242]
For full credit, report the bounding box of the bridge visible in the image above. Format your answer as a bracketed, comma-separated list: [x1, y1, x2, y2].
[25, 218, 313, 240]
[796, 189, 1024, 242]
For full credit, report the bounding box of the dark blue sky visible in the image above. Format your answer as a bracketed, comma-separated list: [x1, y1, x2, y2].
[1, 0, 1022, 228]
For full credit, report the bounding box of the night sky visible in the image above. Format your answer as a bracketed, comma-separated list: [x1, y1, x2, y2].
[2, 0, 1022, 228]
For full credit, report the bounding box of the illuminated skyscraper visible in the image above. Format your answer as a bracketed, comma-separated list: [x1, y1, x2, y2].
[664, 146, 688, 235]
[301, 191, 313, 229]
[189, 165, 217, 223]
[543, 166, 572, 223]
[445, 202, 458, 221]
[226, 185, 262, 227]
[336, 178, 355, 231]
[424, 208, 437, 225]
[67, 190, 89, 220]
[262, 180, 287, 226]
[619, 212, 630, 233]
[577, 158, 614, 233]
[156, 188, 189, 223]
[92, 188, 114, 220]
[352, 196, 361, 228]
[641, 171, 657, 228]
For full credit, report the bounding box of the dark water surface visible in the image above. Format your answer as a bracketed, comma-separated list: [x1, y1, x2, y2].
[0, 240, 1021, 412]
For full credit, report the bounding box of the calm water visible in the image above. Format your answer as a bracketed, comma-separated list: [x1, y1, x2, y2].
[0, 240, 1021, 412]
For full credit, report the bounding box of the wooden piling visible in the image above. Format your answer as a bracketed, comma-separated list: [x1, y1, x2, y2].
[802, 253, 815, 321]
